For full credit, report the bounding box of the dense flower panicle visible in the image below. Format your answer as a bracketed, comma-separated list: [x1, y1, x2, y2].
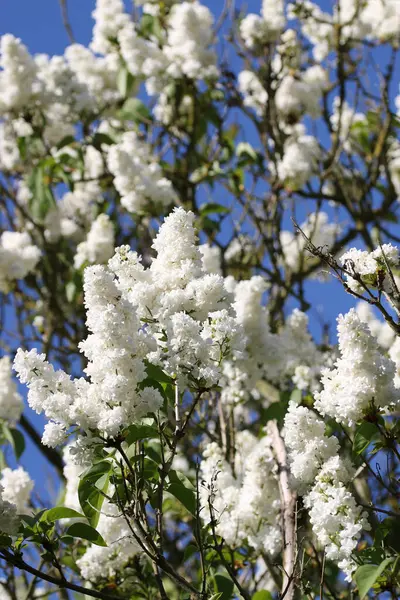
[14, 209, 244, 453]
[163, 2, 218, 80]
[355, 302, 396, 350]
[284, 403, 368, 580]
[0, 356, 23, 423]
[199, 244, 222, 275]
[305, 471, 369, 580]
[221, 277, 325, 407]
[0, 35, 37, 113]
[1, 467, 33, 513]
[238, 70, 268, 116]
[65, 44, 120, 107]
[0, 232, 41, 293]
[74, 214, 115, 269]
[275, 128, 320, 190]
[284, 402, 339, 488]
[275, 67, 326, 124]
[340, 244, 400, 294]
[107, 131, 178, 214]
[91, 0, 130, 55]
[200, 431, 281, 556]
[314, 309, 398, 425]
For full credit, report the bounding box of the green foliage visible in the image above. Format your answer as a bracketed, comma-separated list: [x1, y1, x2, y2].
[252, 592, 273, 600]
[66, 522, 107, 547]
[214, 573, 234, 600]
[353, 422, 379, 454]
[0, 424, 25, 459]
[167, 482, 196, 516]
[78, 461, 111, 528]
[355, 557, 394, 599]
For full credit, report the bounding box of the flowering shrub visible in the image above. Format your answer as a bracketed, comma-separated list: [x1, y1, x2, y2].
[0, 1, 399, 599]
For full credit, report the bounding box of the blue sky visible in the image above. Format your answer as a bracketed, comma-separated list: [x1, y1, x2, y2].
[0, 0, 386, 495]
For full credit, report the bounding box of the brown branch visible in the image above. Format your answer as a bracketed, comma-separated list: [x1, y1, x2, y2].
[0, 550, 120, 600]
[59, 0, 75, 43]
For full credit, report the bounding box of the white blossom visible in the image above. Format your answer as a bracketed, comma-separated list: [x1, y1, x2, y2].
[200, 431, 281, 556]
[107, 131, 178, 214]
[0, 356, 23, 423]
[1, 467, 33, 513]
[74, 214, 115, 269]
[238, 70, 267, 117]
[314, 308, 398, 425]
[0, 231, 41, 293]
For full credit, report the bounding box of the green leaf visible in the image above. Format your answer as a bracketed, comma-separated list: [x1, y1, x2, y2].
[290, 389, 302, 404]
[214, 574, 234, 600]
[2, 426, 25, 459]
[236, 142, 257, 161]
[56, 135, 75, 149]
[140, 14, 163, 42]
[144, 362, 173, 384]
[125, 423, 159, 446]
[199, 203, 229, 217]
[91, 132, 115, 150]
[261, 401, 287, 426]
[66, 281, 76, 303]
[355, 557, 393, 599]
[252, 592, 273, 600]
[117, 66, 135, 99]
[119, 98, 151, 123]
[40, 507, 85, 522]
[353, 422, 378, 454]
[28, 164, 56, 221]
[209, 595, 223, 600]
[66, 522, 107, 547]
[78, 461, 111, 528]
[167, 482, 196, 516]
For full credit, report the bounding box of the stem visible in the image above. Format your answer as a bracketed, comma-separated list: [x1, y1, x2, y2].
[269, 421, 297, 600]
[174, 381, 181, 435]
[0, 550, 120, 600]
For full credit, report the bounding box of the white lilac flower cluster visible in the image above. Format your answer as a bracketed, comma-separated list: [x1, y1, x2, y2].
[284, 402, 369, 580]
[107, 131, 178, 214]
[94, 0, 217, 97]
[0, 466, 33, 538]
[217, 276, 325, 409]
[340, 244, 399, 294]
[74, 214, 115, 269]
[355, 302, 396, 350]
[0, 231, 41, 293]
[314, 309, 398, 425]
[0, 34, 118, 148]
[240, 0, 285, 50]
[14, 209, 244, 457]
[0, 356, 23, 423]
[0, 467, 33, 513]
[289, 0, 400, 63]
[274, 126, 320, 190]
[200, 431, 281, 556]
